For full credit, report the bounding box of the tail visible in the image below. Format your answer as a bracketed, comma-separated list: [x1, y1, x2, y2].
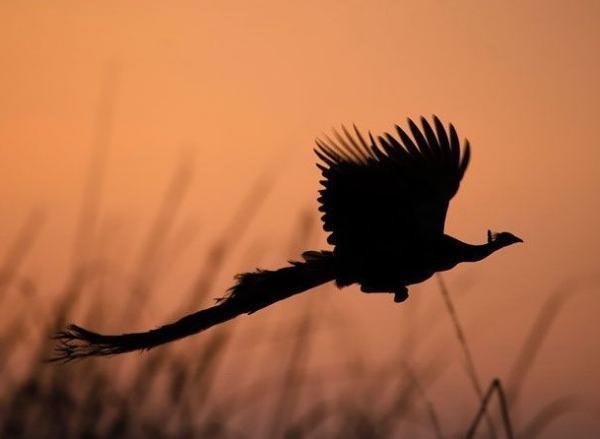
[51, 251, 336, 361]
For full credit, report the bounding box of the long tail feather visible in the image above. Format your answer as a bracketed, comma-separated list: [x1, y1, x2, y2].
[51, 251, 336, 361]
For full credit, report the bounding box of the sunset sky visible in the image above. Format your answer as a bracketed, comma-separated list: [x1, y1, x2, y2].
[1, 1, 599, 436]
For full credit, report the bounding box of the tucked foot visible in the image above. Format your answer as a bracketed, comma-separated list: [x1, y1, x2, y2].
[360, 284, 409, 303]
[393, 287, 409, 303]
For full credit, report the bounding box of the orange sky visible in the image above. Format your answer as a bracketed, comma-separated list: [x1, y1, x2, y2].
[1, 1, 599, 436]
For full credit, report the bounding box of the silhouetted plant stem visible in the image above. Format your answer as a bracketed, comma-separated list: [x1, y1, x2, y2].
[268, 307, 313, 437]
[402, 362, 445, 439]
[178, 171, 275, 315]
[436, 274, 497, 439]
[465, 378, 514, 439]
[123, 157, 194, 320]
[0, 209, 44, 303]
[506, 289, 569, 408]
[72, 62, 119, 268]
[518, 396, 579, 439]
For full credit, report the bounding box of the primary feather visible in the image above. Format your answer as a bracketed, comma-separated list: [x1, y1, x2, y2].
[316, 116, 470, 289]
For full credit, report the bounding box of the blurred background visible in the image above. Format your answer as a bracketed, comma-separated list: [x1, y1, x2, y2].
[1, 1, 599, 437]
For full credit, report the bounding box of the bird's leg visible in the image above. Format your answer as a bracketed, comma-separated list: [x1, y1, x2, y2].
[360, 284, 409, 303]
[393, 287, 409, 303]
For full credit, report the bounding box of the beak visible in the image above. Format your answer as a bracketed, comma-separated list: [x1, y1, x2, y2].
[515, 236, 524, 243]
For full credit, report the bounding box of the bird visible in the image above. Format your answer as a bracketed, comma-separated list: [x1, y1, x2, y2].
[52, 115, 522, 360]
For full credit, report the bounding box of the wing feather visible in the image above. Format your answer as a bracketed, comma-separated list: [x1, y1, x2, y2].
[395, 124, 421, 159]
[314, 116, 471, 267]
[420, 117, 442, 157]
[343, 125, 372, 159]
[408, 118, 435, 160]
[459, 140, 471, 179]
[334, 127, 369, 163]
[323, 133, 362, 163]
[448, 124, 461, 168]
[433, 115, 450, 160]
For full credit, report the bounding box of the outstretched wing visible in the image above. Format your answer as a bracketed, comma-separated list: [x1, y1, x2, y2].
[315, 115, 471, 266]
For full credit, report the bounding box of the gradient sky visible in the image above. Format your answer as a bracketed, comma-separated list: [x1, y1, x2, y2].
[1, 1, 599, 436]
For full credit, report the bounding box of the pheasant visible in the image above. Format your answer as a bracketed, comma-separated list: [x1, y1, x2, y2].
[53, 116, 522, 360]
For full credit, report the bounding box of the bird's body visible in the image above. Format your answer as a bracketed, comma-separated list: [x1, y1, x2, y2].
[53, 116, 522, 360]
[346, 234, 475, 290]
[310, 116, 520, 301]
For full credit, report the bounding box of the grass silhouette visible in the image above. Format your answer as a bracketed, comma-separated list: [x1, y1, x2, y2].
[0, 180, 575, 438]
[0, 159, 579, 437]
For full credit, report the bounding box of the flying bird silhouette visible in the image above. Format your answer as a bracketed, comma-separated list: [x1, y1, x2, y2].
[53, 116, 522, 360]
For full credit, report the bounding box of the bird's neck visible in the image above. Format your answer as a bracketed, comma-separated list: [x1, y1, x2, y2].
[459, 240, 503, 263]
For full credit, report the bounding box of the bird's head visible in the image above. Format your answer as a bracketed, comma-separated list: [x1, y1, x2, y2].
[487, 230, 524, 247]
